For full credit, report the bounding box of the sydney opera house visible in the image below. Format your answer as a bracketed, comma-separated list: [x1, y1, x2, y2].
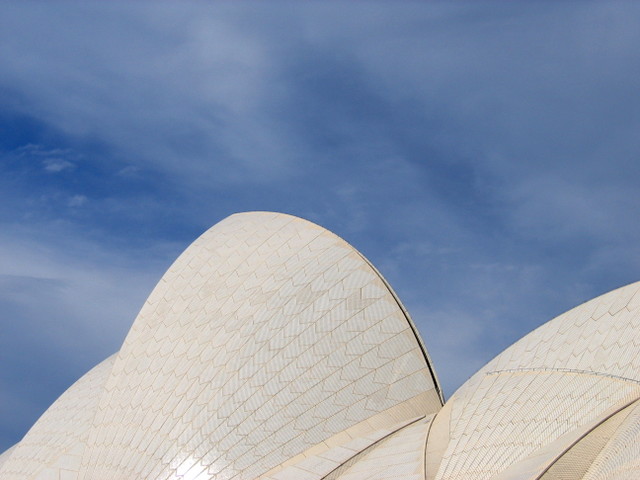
[2, 211, 640, 480]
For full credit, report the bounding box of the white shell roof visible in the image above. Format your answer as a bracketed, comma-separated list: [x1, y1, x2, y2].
[4, 212, 640, 480]
[426, 281, 640, 480]
[4, 212, 440, 480]
[0, 445, 16, 472]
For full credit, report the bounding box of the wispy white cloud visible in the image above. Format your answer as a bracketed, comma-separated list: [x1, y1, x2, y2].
[0, 4, 297, 188]
[11, 144, 78, 173]
[116, 165, 140, 177]
[43, 158, 74, 173]
[67, 194, 87, 208]
[14, 145, 71, 158]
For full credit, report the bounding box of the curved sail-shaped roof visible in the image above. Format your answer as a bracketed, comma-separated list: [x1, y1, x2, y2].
[425, 281, 640, 480]
[6, 211, 640, 480]
[73, 212, 442, 479]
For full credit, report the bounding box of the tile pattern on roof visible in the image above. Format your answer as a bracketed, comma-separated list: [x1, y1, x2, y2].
[259, 395, 435, 480]
[537, 398, 639, 480]
[430, 281, 640, 480]
[74, 212, 441, 479]
[0, 355, 116, 480]
[330, 414, 432, 480]
[0, 446, 16, 472]
[4, 212, 640, 480]
[580, 399, 640, 480]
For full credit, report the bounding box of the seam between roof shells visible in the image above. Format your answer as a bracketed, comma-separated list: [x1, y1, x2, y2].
[353, 249, 445, 405]
[534, 395, 640, 480]
[487, 368, 640, 385]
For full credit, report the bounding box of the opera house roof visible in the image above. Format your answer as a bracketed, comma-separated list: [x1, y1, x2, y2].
[2, 211, 640, 480]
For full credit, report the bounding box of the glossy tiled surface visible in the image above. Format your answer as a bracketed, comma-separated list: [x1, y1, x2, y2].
[0, 445, 17, 471]
[0, 355, 115, 480]
[331, 415, 433, 480]
[571, 398, 640, 480]
[1, 212, 441, 480]
[4, 212, 640, 480]
[428, 281, 640, 480]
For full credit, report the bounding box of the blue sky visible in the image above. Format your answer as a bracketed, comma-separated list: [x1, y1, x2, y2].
[2, 2, 640, 452]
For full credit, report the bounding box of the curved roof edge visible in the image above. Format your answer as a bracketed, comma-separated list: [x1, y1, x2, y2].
[236, 211, 444, 405]
[353, 248, 444, 405]
[75, 211, 442, 479]
[0, 354, 117, 479]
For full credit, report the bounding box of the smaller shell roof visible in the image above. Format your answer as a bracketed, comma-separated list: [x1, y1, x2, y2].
[425, 281, 640, 480]
[0, 355, 116, 480]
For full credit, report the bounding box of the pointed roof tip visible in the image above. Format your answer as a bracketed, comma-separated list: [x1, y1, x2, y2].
[221, 210, 444, 403]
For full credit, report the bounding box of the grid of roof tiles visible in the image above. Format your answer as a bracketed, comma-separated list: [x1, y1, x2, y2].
[428, 281, 640, 480]
[75, 212, 442, 479]
[5, 212, 640, 480]
[330, 415, 432, 480]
